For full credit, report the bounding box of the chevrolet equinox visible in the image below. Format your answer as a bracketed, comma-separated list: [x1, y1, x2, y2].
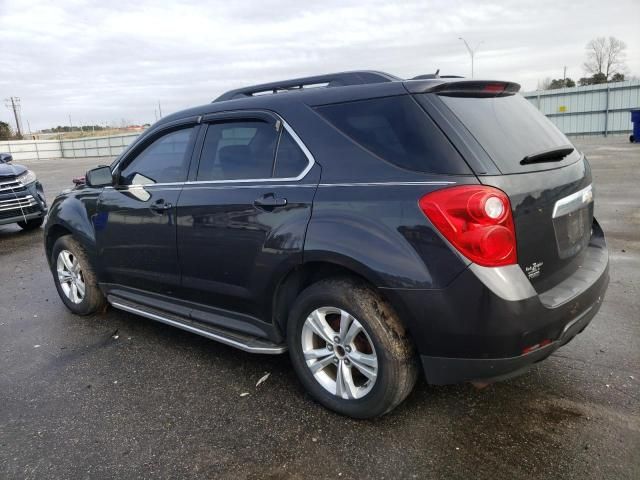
[45, 71, 609, 418]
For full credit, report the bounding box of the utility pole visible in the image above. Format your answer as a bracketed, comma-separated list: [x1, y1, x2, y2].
[158, 100, 163, 119]
[4, 97, 22, 137]
[68, 114, 73, 131]
[458, 37, 484, 78]
[563, 66, 567, 81]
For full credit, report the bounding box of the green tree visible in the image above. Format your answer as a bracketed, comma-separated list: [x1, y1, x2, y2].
[0, 121, 13, 140]
[547, 78, 576, 89]
[610, 72, 625, 82]
[578, 73, 608, 86]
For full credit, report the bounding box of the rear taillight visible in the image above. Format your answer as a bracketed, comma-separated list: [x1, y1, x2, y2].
[419, 185, 517, 267]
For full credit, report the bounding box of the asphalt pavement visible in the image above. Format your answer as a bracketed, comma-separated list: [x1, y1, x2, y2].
[0, 137, 638, 479]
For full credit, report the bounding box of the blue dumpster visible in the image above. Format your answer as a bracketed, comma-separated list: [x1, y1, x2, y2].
[631, 109, 640, 143]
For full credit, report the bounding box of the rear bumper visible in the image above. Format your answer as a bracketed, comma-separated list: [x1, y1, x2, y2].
[382, 219, 609, 385]
[419, 282, 606, 384]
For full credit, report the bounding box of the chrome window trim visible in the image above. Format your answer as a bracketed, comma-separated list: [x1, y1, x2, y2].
[184, 117, 315, 185]
[110, 114, 315, 188]
[552, 184, 593, 218]
[318, 181, 456, 187]
[106, 180, 457, 190]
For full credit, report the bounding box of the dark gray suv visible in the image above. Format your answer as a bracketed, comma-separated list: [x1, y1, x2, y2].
[44, 71, 609, 418]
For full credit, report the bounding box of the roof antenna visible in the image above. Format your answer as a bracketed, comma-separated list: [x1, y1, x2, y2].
[410, 69, 441, 80]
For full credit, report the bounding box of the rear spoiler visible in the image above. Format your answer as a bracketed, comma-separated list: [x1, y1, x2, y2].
[405, 80, 521, 97]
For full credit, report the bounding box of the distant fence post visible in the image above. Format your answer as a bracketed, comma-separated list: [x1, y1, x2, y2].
[604, 84, 611, 137]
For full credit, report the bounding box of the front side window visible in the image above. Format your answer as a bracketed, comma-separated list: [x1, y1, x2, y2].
[119, 127, 195, 185]
[197, 121, 279, 181]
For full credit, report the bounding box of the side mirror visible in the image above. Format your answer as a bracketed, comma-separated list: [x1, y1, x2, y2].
[85, 166, 114, 187]
[0, 153, 13, 163]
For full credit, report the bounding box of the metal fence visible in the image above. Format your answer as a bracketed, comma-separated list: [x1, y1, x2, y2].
[3, 83, 639, 158]
[0, 133, 141, 161]
[522, 79, 640, 137]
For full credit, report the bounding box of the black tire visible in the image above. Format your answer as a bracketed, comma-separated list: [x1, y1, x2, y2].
[287, 277, 418, 418]
[51, 235, 107, 315]
[631, 135, 635, 143]
[17, 217, 44, 230]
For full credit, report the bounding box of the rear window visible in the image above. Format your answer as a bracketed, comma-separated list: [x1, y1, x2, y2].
[436, 93, 579, 173]
[315, 96, 471, 174]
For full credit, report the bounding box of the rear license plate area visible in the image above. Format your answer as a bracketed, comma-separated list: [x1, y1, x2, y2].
[553, 206, 592, 259]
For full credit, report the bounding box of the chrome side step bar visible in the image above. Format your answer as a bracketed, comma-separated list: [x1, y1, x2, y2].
[110, 300, 287, 354]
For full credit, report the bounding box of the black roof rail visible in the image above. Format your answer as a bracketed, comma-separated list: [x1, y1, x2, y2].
[213, 70, 400, 102]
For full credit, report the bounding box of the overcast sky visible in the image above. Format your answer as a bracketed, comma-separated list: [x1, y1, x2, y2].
[1, 0, 639, 131]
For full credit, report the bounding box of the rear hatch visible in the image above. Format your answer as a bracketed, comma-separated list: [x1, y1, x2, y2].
[417, 82, 594, 293]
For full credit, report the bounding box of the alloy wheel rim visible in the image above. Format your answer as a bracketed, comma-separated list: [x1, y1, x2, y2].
[56, 250, 86, 304]
[301, 306, 378, 400]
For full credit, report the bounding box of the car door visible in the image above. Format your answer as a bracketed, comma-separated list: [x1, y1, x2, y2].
[95, 122, 199, 294]
[176, 111, 319, 323]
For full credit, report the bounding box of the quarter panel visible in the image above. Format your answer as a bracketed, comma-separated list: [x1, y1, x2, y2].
[305, 181, 476, 289]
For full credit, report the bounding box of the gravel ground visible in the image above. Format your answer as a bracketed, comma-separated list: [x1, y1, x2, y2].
[0, 137, 638, 479]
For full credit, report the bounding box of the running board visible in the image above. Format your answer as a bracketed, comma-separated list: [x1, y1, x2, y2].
[109, 297, 287, 355]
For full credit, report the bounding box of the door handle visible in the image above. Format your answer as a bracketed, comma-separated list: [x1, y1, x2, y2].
[150, 200, 173, 213]
[254, 194, 287, 209]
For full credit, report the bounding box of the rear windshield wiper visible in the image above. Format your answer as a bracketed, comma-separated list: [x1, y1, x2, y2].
[520, 146, 575, 165]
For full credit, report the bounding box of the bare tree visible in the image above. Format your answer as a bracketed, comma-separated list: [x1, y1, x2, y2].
[584, 36, 627, 80]
[537, 77, 552, 90]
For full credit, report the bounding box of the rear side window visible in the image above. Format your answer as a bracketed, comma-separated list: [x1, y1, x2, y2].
[273, 130, 308, 178]
[315, 96, 470, 174]
[436, 93, 579, 174]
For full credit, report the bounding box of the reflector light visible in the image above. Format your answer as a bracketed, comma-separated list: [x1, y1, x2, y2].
[418, 185, 517, 267]
[522, 339, 552, 355]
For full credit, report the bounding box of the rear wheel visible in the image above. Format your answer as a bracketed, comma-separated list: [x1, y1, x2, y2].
[17, 217, 44, 230]
[287, 278, 418, 418]
[51, 235, 106, 315]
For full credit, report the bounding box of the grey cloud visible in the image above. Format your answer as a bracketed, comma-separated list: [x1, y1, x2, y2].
[1, 0, 638, 130]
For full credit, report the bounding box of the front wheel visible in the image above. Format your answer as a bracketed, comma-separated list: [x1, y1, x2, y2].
[287, 278, 418, 418]
[51, 235, 106, 315]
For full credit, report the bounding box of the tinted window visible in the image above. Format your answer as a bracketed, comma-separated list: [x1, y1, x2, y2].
[273, 130, 308, 178]
[197, 121, 278, 181]
[120, 127, 195, 185]
[436, 93, 579, 173]
[315, 96, 470, 174]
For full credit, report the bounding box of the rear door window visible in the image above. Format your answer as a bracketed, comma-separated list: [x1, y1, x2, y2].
[197, 121, 278, 181]
[435, 93, 580, 174]
[315, 96, 471, 174]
